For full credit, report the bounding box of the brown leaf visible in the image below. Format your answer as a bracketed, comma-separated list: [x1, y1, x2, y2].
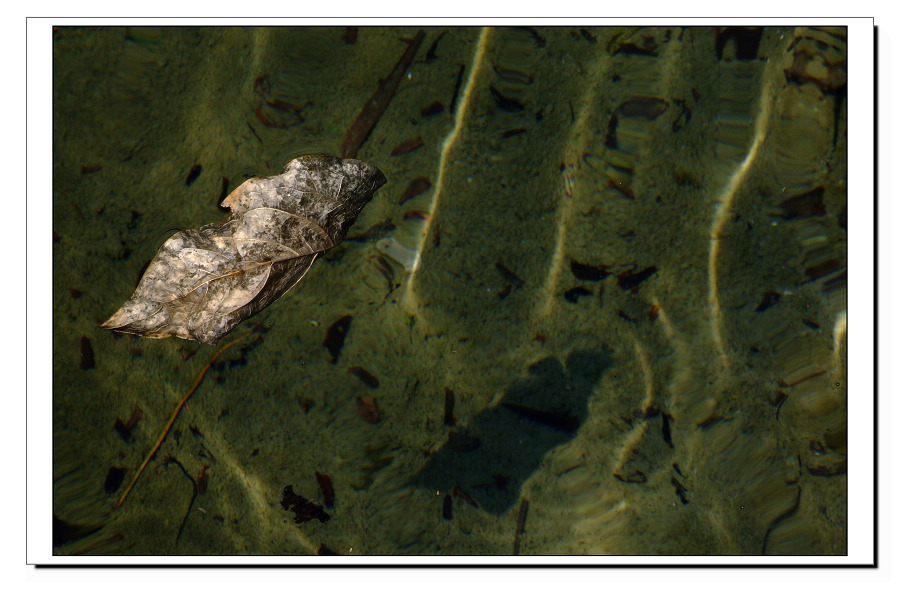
[101, 155, 386, 344]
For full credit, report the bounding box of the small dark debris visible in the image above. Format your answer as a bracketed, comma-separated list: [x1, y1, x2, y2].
[779, 187, 826, 220]
[348, 366, 379, 389]
[611, 42, 657, 57]
[185, 164, 202, 186]
[179, 345, 198, 361]
[256, 99, 312, 128]
[671, 476, 690, 504]
[298, 397, 316, 414]
[805, 259, 842, 282]
[495, 262, 524, 286]
[421, 100, 445, 117]
[512, 26, 546, 48]
[616, 309, 638, 324]
[502, 127, 528, 139]
[604, 113, 619, 149]
[80, 165, 102, 175]
[69, 288, 83, 299]
[448, 430, 480, 452]
[403, 209, 430, 222]
[357, 394, 381, 424]
[449, 64, 466, 115]
[442, 494, 453, 520]
[197, 464, 210, 494]
[444, 388, 456, 426]
[570, 258, 611, 281]
[398, 176, 432, 205]
[218, 177, 230, 205]
[114, 406, 143, 442]
[391, 137, 423, 156]
[246, 121, 263, 143]
[104, 467, 126, 495]
[661, 412, 674, 448]
[823, 270, 847, 294]
[716, 27, 764, 61]
[771, 390, 788, 418]
[452, 485, 480, 508]
[324, 315, 352, 364]
[253, 74, 271, 97]
[247, 320, 272, 336]
[493, 65, 534, 85]
[802, 318, 821, 331]
[698, 414, 726, 429]
[642, 404, 661, 420]
[614, 471, 647, 483]
[617, 266, 658, 292]
[489, 85, 525, 112]
[344, 26, 358, 44]
[315, 471, 335, 509]
[80, 335, 95, 370]
[806, 459, 847, 477]
[280, 484, 330, 524]
[347, 219, 396, 241]
[425, 31, 445, 62]
[127, 210, 143, 231]
[372, 254, 395, 285]
[497, 284, 513, 300]
[250, 447, 259, 457]
[512, 497, 529, 555]
[608, 173, 635, 199]
[563, 286, 593, 304]
[318, 543, 338, 555]
[616, 97, 668, 120]
[755, 291, 782, 313]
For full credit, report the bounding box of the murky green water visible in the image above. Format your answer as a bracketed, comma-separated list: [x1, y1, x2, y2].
[52, 26, 847, 556]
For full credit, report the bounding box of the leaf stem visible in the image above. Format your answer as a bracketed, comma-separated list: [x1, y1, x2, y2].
[115, 332, 252, 510]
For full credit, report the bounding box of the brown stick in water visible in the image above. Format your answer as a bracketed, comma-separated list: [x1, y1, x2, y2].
[341, 30, 425, 159]
[115, 333, 251, 509]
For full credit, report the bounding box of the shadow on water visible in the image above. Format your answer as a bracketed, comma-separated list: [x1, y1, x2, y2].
[412, 347, 613, 514]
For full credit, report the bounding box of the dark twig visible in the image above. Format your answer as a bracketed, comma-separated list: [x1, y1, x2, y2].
[512, 497, 529, 555]
[341, 30, 425, 159]
[162, 456, 198, 545]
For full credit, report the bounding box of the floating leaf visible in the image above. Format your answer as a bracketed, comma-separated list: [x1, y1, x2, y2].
[101, 154, 387, 345]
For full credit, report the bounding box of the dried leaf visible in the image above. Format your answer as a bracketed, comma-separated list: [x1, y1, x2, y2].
[101, 155, 386, 345]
